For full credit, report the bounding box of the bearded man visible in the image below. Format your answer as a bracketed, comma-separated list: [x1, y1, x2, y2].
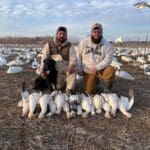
[35, 26, 76, 92]
[76, 23, 115, 94]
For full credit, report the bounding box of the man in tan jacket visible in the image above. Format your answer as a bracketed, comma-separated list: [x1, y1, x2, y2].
[38, 26, 76, 91]
[76, 23, 115, 94]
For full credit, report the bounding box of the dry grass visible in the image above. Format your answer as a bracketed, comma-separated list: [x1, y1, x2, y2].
[0, 57, 150, 149]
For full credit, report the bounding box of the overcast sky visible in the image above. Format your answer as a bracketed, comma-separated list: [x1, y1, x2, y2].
[0, 0, 150, 41]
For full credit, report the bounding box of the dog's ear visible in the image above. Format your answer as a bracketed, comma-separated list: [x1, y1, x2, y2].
[51, 59, 56, 65]
[44, 59, 56, 65]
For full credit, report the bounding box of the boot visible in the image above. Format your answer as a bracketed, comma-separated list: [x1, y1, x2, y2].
[103, 81, 113, 93]
[96, 80, 103, 94]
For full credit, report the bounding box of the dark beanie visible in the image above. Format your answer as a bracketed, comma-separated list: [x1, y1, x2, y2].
[56, 26, 67, 33]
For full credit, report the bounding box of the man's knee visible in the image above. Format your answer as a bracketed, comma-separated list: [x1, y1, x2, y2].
[66, 72, 76, 91]
[100, 66, 115, 81]
[83, 73, 97, 94]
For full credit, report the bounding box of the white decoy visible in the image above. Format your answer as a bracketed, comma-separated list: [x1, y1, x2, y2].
[0, 62, 3, 67]
[121, 56, 134, 63]
[136, 57, 146, 64]
[7, 57, 25, 66]
[0, 56, 7, 66]
[25, 52, 35, 64]
[31, 58, 40, 69]
[7, 66, 23, 74]
[0, 53, 8, 58]
[144, 66, 150, 75]
[111, 59, 123, 70]
[139, 64, 150, 70]
[114, 37, 123, 44]
[116, 70, 134, 80]
[147, 55, 150, 62]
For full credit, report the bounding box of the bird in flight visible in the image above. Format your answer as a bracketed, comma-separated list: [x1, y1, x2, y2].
[133, 2, 150, 10]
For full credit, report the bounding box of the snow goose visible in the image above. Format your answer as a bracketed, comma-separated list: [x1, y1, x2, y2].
[139, 64, 150, 70]
[0, 56, 7, 66]
[147, 55, 150, 62]
[114, 37, 123, 44]
[144, 66, 150, 75]
[121, 56, 134, 63]
[7, 66, 23, 73]
[133, 2, 150, 10]
[111, 59, 123, 70]
[81, 94, 95, 117]
[136, 57, 146, 64]
[31, 58, 40, 69]
[115, 70, 134, 80]
[7, 57, 25, 66]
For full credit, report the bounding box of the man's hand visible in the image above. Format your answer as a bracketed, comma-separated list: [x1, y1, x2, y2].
[88, 67, 97, 75]
[78, 70, 84, 76]
[40, 70, 50, 79]
[68, 64, 75, 74]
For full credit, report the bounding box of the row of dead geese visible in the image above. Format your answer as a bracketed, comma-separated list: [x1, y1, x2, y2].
[18, 83, 134, 119]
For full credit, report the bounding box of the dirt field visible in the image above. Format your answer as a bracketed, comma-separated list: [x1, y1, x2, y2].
[0, 57, 150, 149]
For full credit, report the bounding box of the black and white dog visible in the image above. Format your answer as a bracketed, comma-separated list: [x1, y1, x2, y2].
[33, 58, 58, 91]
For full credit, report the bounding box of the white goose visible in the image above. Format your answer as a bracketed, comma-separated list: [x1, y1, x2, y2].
[139, 64, 150, 70]
[147, 55, 150, 62]
[7, 66, 23, 74]
[114, 36, 123, 44]
[7, 57, 25, 66]
[144, 66, 150, 75]
[111, 59, 123, 70]
[115, 70, 134, 80]
[121, 56, 134, 63]
[0, 56, 7, 66]
[136, 57, 146, 64]
[81, 94, 95, 117]
[31, 58, 40, 69]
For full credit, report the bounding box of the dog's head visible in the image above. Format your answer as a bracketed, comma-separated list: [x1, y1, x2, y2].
[43, 58, 56, 71]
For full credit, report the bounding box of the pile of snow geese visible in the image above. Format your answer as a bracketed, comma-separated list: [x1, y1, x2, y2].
[18, 82, 135, 119]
